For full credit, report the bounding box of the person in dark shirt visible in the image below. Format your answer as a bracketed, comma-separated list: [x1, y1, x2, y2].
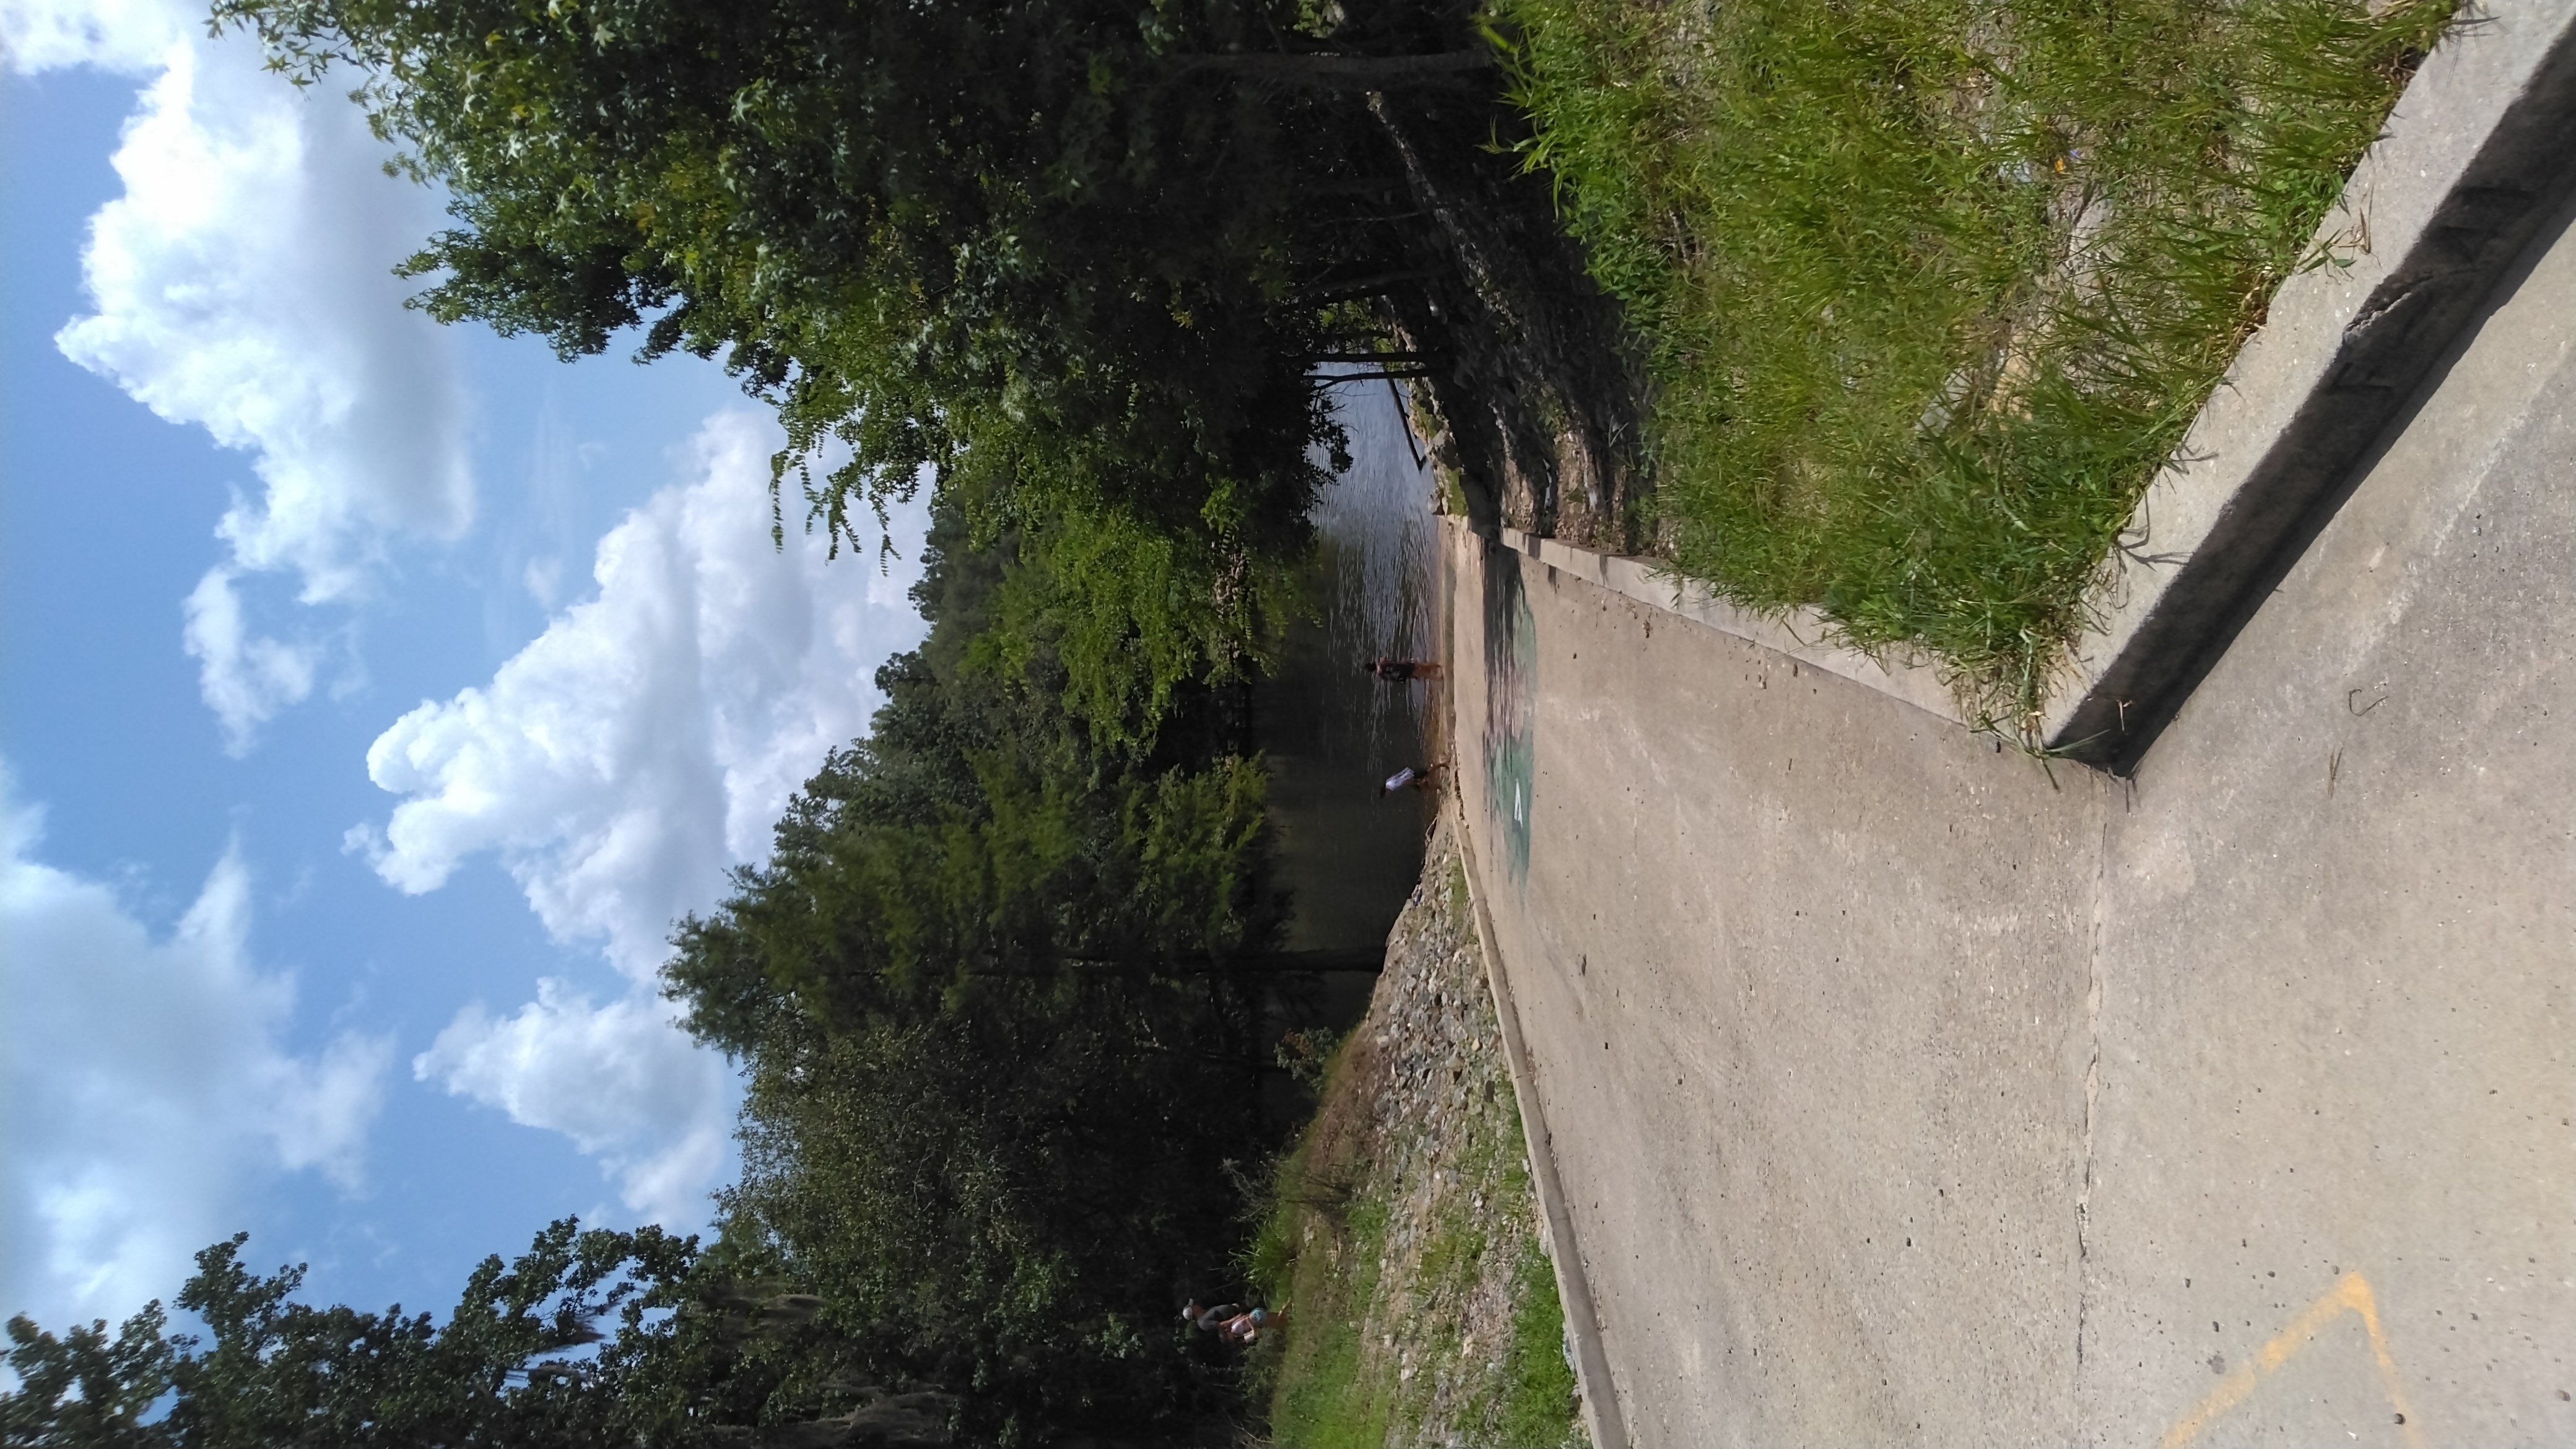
[1367, 656, 1443, 683]
[1180, 1299, 1240, 1334]
[1180, 1299, 1282, 1344]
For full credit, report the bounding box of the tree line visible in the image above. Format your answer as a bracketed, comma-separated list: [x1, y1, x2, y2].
[7, 501, 1342, 1448]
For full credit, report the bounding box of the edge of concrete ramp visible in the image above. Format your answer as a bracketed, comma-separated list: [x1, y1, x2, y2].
[1447, 797, 1630, 1449]
[1497, 525, 1964, 729]
[1495, 0, 2576, 770]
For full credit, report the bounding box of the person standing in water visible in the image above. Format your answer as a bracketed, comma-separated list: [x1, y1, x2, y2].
[1367, 656, 1443, 683]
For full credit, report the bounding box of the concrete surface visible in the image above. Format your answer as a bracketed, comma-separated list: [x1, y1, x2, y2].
[1446, 181, 2576, 1446]
[1495, 526, 1965, 728]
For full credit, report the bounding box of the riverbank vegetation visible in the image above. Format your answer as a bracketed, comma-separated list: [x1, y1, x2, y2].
[1497, 0, 2453, 724]
[1246, 827, 1582, 1448]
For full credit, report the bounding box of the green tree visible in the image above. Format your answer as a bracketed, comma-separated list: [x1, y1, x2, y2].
[669, 495, 1284, 1037]
[2, 1304, 173, 1448]
[6, 1224, 686, 1449]
[700, 982, 1265, 1445]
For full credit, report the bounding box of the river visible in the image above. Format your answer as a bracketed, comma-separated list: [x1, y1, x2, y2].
[1263, 374, 1441, 965]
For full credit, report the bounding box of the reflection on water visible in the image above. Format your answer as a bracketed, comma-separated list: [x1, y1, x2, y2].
[1263, 376, 1438, 957]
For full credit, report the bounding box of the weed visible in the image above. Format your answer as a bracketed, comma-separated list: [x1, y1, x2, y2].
[1277, 1027, 1349, 1092]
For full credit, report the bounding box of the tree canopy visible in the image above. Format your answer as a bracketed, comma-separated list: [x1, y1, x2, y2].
[5, 1222, 697, 1449]
[213, 0, 1502, 734]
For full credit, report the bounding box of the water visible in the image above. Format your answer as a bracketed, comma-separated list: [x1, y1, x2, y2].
[1262, 375, 1441, 961]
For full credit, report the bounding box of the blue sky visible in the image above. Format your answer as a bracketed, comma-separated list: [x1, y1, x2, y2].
[2, 2, 931, 1331]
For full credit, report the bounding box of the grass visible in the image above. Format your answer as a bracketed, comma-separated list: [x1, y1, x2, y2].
[1494, 0, 2455, 726]
[1260, 1184, 1396, 1449]
[1500, 1242, 1580, 1446]
[1251, 1092, 1582, 1448]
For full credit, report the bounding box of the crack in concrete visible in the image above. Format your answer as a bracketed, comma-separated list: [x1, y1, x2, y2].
[2074, 794, 2111, 1429]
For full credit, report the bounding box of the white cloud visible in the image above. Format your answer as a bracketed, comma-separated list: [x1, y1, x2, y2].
[0, 0, 184, 74]
[362, 411, 926, 978]
[362, 410, 925, 1219]
[0, 767, 393, 1331]
[412, 983, 733, 1226]
[523, 555, 566, 609]
[269, 1033, 397, 1191]
[58, 29, 475, 596]
[15, 4, 474, 746]
[183, 567, 321, 754]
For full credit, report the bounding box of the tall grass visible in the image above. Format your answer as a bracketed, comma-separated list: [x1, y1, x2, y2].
[1255, 1188, 1397, 1448]
[1499, 1242, 1580, 1445]
[1497, 0, 2453, 724]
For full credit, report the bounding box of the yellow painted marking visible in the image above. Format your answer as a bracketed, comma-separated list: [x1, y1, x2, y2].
[2161, 1271, 2420, 1449]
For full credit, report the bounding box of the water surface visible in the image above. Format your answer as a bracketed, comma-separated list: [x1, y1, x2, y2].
[1264, 376, 1440, 960]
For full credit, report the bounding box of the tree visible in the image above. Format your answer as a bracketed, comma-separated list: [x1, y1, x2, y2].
[2, 1304, 173, 1449]
[668, 494, 1286, 1038]
[703, 986, 1264, 1446]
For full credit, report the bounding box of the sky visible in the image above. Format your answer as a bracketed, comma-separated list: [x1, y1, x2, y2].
[0, 0, 934, 1333]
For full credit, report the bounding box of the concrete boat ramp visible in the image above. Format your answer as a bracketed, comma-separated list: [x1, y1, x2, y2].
[1441, 7, 2576, 1443]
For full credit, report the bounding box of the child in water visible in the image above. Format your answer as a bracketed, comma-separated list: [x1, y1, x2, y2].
[1380, 761, 1448, 797]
